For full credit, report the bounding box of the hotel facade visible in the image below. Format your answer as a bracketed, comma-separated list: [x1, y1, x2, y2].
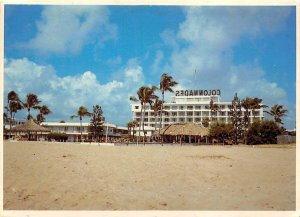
[131, 89, 264, 129]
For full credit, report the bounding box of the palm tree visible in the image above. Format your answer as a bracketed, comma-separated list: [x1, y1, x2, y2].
[131, 120, 138, 141]
[159, 73, 178, 145]
[70, 106, 91, 142]
[6, 91, 23, 136]
[129, 95, 141, 144]
[22, 93, 41, 120]
[131, 86, 158, 145]
[36, 105, 51, 124]
[249, 97, 268, 120]
[264, 104, 288, 125]
[139, 86, 158, 145]
[151, 98, 163, 132]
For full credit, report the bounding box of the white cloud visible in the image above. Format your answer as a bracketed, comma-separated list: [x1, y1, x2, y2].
[26, 6, 117, 54]
[4, 58, 145, 125]
[151, 50, 164, 74]
[161, 7, 293, 128]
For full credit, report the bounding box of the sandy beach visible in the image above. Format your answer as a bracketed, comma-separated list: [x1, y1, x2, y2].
[3, 141, 295, 210]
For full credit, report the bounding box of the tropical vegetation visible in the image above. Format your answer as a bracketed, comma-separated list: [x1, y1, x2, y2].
[264, 104, 288, 125]
[130, 85, 158, 144]
[88, 105, 105, 142]
[159, 73, 178, 144]
[246, 120, 281, 145]
[70, 106, 91, 142]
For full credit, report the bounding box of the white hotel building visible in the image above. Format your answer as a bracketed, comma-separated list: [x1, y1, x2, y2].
[131, 89, 264, 129]
[41, 122, 127, 142]
[4, 119, 127, 142]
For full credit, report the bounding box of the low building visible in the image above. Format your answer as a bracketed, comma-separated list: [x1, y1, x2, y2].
[41, 122, 128, 142]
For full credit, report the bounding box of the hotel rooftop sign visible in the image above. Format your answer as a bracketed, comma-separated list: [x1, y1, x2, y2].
[175, 89, 221, 97]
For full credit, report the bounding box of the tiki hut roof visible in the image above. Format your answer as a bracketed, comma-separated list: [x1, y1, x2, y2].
[154, 122, 209, 137]
[10, 119, 51, 132]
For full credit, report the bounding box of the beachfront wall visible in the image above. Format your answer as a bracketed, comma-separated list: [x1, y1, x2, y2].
[41, 122, 128, 142]
[277, 135, 296, 144]
[131, 95, 264, 129]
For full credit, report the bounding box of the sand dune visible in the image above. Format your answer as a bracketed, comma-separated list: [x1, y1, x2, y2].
[3, 141, 295, 210]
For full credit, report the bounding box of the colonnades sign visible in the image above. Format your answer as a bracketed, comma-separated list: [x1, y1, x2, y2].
[175, 89, 221, 97]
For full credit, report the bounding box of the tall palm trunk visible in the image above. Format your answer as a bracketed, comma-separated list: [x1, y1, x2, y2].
[9, 111, 12, 138]
[138, 103, 143, 145]
[142, 103, 146, 145]
[154, 111, 158, 133]
[159, 92, 164, 146]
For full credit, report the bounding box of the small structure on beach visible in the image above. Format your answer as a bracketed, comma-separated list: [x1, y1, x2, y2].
[10, 119, 50, 141]
[154, 122, 209, 144]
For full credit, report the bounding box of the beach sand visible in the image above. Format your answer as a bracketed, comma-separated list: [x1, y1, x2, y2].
[3, 141, 295, 210]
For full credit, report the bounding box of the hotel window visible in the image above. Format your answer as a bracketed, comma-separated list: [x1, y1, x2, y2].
[76, 127, 81, 131]
[165, 118, 169, 122]
[205, 105, 210, 109]
[172, 118, 177, 122]
[202, 111, 209, 116]
[187, 118, 192, 122]
[144, 118, 148, 122]
[187, 112, 193, 116]
[135, 106, 139, 109]
[195, 118, 201, 122]
[164, 112, 169, 116]
[194, 112, 200, 116]
[136, 112, 141, 117]
[64, 127, 68, 131]
[172, 112, 177, 116]
[150, 112, 155, 116]
[195, 106, 201, 110]
[187, 106, 193, 110]
[179, 106, 184, 110]
[164, 106, 170, 110]
[179, 118, 184, 122]
[178, 112, 185, 116]
[171, 106, 177, 110]
[145, 112, 148, 116]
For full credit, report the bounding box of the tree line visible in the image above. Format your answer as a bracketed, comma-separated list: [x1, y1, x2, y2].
[4, 91, 51, 134]
[4, 90, 106, 143]
[209, 93, 288, 145]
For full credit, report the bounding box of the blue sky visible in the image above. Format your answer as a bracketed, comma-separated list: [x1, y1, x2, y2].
[4, 5, 296, 129]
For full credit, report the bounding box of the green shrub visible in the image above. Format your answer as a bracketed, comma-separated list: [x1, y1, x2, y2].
[247, 120, 281, 145]
[209, 122, 234, 143]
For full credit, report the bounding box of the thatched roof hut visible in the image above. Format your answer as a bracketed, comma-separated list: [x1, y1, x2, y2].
[154, 122, 209, 137]
[10, 119, 50, 132]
